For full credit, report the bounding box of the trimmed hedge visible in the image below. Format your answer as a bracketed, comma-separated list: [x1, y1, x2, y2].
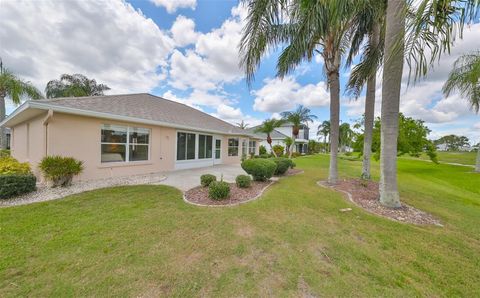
[200, 174, 216, 187]
[241, 159, 276, 181]
[208, 181, 230, 200]
[0, 174, 36, 199]
[235, 175, 252, 188]
[269, 157, 293, 175]
[0, 156, 31, 175]
[39, 156, 83, 187]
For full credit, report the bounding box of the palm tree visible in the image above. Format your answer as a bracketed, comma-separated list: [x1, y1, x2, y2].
[284, 136, 294, 155]
[317, 120, 331, 153]
[339, 123, 354, 153]
[378, 0, 478, 208]
[280, 105, 317, 158]
[0, 63, 43, 149]
[254, 118, 284, 157]
[236, 120, 250, 129]
[240, 0, 363, 183]
[442, 51, 480, 172]
[45, 74, 110, 98]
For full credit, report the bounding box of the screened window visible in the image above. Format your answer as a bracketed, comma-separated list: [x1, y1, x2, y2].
[177, 132, 196, 160]
[198, 135, 213, 159]
[242, 140, 247, 157]
[228, 138, 239, 156]
[248, 141, 256, 155]
[101, 125, 149, 163]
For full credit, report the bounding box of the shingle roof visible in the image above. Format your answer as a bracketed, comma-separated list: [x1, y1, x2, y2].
[32, 93, 251, 135]
[247, 126, 289, 139]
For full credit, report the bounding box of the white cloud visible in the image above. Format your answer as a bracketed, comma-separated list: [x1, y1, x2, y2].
[252, 76, 330, 113]
[170, 15, 198, 47]
[211, 104, 263, 127]
[0, 0, 174, 97]
[167, 4, 247, 91]
[149, 0, 196, 13]
[162, 89, 232, 110]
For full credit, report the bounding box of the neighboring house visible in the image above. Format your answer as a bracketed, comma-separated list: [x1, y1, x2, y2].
[0, 93, 260, 181]
[248, 123, 310, 154]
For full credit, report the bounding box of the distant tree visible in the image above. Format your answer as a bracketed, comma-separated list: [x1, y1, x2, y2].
[45, 74, 110, 98]
[317, 120, 330, 153]
[236, 120, 250, 129]
[434, 135, 470, 151]
[308, 140, 321, 154]
[0, 62, 43, 149]
[254, 119, 284, 157]
[339, 123, 355, 153]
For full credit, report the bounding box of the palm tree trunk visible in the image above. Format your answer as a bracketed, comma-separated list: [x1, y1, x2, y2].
[289, 135, 296, 158]
[475, 146, 480, 172]
[268, 135, 277, 157]
[328, 69, 340, 184]
[379, 0, 404, 208]
[323, 135, 327, 153]
[0, 94, 7, 150]
[362, 24, 380, 180]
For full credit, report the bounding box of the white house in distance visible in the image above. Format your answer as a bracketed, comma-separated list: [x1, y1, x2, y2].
[248, 123, 310, 154]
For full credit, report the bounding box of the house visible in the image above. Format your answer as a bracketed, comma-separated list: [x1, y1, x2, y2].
[0, 93, 260, 181]
[248, 123, 309, 154]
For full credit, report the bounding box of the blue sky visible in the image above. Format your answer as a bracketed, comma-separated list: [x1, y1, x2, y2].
[1, 0, 479, 143]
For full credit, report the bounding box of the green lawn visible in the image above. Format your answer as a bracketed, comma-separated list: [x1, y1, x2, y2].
[1, 155, 479, 297]
[414, 151, 477, 166]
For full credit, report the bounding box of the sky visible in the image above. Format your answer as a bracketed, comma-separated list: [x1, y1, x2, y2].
[0, 0, 479, 143]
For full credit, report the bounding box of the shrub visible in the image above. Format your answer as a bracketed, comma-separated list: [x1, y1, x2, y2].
[269, 157, 294, 175]
[291, 152, 301, 158]
[0, 174, 36, 199]
[235, 175, 252, 188]
[39, 156, 83, 187]
[0, 156, 31, 175]
[241, 159, 276, 181]
[272, 144, 284, 157]
[259, 145, 267, 155]
[0, 149, 10, 158]
[200, 174, 216, 187]
[208, 181, 230, 200]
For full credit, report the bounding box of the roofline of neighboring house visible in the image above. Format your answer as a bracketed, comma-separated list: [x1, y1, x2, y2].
[0, 100, 260, 138]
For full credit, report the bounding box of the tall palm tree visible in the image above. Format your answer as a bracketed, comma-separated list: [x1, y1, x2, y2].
[339, 122, 354, 152]
[240, 0, 363, 183]
[442, 51, 480, 172]
[280, 105, 317, 158]
[254, 118, 284, 157]
[45, 74, 110, 98]
[378, 0, 478, 207]
[0, 63, 43, 149]
[236, 120, 250, 129]
[317, 120, 331, 153]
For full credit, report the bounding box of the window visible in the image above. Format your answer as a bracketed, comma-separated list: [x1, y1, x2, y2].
[101, 125, 149, 163]
[198, 135, 213, 159]
[228, 138, 239, 156]
[248, 140, 256, 155]
[177, 132, 196, 160]
[241, 140, 247, 157]
[215, 139, 221, 159]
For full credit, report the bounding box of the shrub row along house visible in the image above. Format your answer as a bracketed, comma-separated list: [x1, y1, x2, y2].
[1, 93, 261, 182]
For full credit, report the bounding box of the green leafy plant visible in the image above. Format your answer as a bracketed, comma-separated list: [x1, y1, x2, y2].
[0, 149, 10, 158]
[208, 181, 230, 200]
[291, 152, 301, 158]
[235, 175, 252, 188]
[241, 159, 276, 181]
[0, 156, 31, 175]
[259, 145, 267, 155]
[200, 174, 217, 187]
[269, 157, 294, 175]
[39, 156, 83, 187]
[272, 144, 285, 157]
[0, 174, 36, 199]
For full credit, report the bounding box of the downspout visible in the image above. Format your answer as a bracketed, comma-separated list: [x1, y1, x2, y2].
[43, 109, 53, 157]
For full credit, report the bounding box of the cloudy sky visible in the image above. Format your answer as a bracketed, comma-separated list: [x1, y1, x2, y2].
[1, 0, 479, 143]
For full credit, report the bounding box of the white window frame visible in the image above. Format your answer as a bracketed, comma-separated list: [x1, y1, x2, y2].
[228, 138, 239, 157]
[248, 140, 256, 155]
[100, 124, 151, 163]
[175, 130, 214, 162]
[198, 134, 213, 159]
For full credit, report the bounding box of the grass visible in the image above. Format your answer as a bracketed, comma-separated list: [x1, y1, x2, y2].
[413, 151, 477, 166]
[1, 155, 479, 296]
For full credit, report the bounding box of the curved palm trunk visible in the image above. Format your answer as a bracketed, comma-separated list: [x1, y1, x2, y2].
[475, 146, 480, 172]
[362, 24, 380, 180]
[0, 94, 7, 150]
[268, 134, 278, 157]
[328, 69, 340, 184]
[379, 0, 404, 208]
[289, 135, 297, 158]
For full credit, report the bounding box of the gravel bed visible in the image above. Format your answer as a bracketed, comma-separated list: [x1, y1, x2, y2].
[0, 173, 167, 207]
[318, 179, 442, 226]
[184, 181, 273, 206]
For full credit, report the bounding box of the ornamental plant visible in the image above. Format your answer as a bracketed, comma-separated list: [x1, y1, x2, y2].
[39, 156, 83, 187]
[208, 181, 230, 200]
[241, 158, 276, 181]
[200, 174, 216, 187]
[235, 174, 252, 188]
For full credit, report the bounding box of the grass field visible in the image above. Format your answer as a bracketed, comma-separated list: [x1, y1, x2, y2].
[1, 155, 479, 297]
[415, 151, 477, 166]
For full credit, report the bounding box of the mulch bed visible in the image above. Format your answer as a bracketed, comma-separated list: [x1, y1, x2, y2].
[184, 181, 272, 206]
[319, 179, 442, 226]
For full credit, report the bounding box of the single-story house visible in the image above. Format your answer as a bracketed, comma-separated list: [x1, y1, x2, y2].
[248, 123, 310, 154]
[0, 93, 260, 181]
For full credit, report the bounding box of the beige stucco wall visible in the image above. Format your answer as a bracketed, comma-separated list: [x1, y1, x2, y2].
[10, 111, 255, 182]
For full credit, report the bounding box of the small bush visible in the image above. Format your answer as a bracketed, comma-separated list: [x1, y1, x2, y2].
[0, 149, 10, 158]
[0, 174, 36, 199]
[235, 175, 252, 188]
[39, 156, 83, 187]
[259, 145, 267, 155]
[291, 152, 301, 158]
[270, 157, 294, 175]
[200, 174, 216, 187]
[272, 144, 284, 157]
[208, 181, 230, 200]
[0, 156, 31, 175]
[241, 159, 276, 181]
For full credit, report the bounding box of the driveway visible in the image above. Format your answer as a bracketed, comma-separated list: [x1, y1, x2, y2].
[157, 164, 247, 191]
